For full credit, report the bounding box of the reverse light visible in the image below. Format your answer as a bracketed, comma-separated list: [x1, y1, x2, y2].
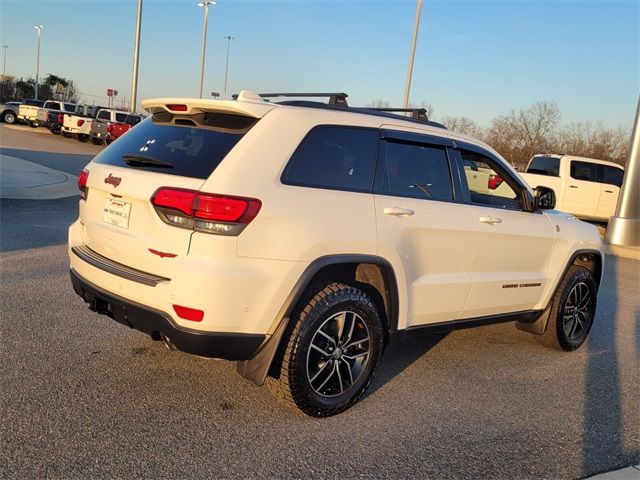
[488, 174, 504, 190]
[173, 304, 204, 322]
[151, 188, 261, 236]
[77, 119, 85, 127]
[78, 169, 89, 199]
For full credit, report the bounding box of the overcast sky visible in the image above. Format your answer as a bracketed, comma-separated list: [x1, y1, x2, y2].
[1, 0, 638, 128]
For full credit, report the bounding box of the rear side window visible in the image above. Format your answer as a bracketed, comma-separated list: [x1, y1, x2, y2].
[94, 113, 257, 179]
[282, 126, 378, 192]
[570, 161, 597, 182]
[600, 165, 624, 187]
[379, 141, 453, 201]
[527, 155, 560, 176]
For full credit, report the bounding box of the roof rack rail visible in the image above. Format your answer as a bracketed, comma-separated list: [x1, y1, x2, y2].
[233, 92, 349, 107]
[365, 107, 428, 121]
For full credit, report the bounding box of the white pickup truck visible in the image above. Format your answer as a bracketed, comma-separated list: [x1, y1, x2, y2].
[18, 100, 76, 128]
[519, 154, 625, 222]
[62, 107, 127, 143]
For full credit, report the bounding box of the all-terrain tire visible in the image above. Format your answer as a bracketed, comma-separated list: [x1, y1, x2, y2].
[538, 266, 597, 351]
[75, 134, 90, 142]
[90, 137, 104, 145]
[267, 282, 384, 417]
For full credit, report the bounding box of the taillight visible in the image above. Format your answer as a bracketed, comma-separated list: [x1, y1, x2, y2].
[57, 113, 64, 123]
[488, 174, 504, 190]
[151, 188, 261, 236]
[173, 304, 204, 322]
[78, 169, 89, 199]
[77, 119, 85, 127]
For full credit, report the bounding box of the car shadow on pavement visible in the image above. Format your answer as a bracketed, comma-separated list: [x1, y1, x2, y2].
[0, 197, 79, 253]
[366, 330, 447, 397]
[582, 255, 639, 476]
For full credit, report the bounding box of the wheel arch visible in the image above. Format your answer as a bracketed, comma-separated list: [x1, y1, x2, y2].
[237, 254, 400, 385]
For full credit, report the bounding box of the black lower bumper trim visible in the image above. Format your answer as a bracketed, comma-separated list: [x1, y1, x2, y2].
[70, 269, 265, 360]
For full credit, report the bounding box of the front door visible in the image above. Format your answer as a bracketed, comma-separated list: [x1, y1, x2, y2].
[456, 147, 555, 318]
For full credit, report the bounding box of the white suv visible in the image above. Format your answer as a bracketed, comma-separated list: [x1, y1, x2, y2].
[68, 91, 604, 417]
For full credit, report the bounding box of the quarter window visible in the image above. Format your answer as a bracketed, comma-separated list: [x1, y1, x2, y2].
[570, 161, 597, 182]
[282, 126, 378, 192]
[460, 149, 520, 209]
[379, 141, 453, 201]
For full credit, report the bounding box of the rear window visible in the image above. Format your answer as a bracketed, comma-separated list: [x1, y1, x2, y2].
[125, 115, 142, 126]
[282, 126, 378, 192]
[94, 113, 257, 179]
[115, 113, 127, 123]
[97, 110, 111, 120]
[527, 156, 560, 176]
[64, 103, 76, 112]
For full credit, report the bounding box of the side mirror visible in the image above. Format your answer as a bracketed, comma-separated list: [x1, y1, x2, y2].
[534, 186, 556, 210]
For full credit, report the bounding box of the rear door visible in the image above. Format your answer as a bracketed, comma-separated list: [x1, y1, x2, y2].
[596, 164, 624, 220]
[373, 129, 475, 327]
[81, 112, 259, 279]
[454, 145, 554, 318]
[562, 160, 600, 218]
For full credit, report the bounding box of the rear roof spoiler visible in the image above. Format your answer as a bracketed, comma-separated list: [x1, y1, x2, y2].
[141, 96, 277, 118]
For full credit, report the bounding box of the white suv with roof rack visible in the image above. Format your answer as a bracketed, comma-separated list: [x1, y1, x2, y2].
[68, 90, 604, 417]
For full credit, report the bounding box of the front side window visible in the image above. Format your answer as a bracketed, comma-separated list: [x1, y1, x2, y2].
[460, 149, 520, 209]
[378, 141, 453, 201]
[282, 126, 378, 192]
[600, 165, 624, 187]
[570, 161, 597, 182]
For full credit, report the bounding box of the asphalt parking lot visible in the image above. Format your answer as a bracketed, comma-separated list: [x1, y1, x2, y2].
[1, 123, 638, 479]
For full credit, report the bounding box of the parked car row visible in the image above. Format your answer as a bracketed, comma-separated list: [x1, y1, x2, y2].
[0, 98, 143, 145]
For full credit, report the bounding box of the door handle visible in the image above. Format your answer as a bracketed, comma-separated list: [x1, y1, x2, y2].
[479, 216, 502, 225]
[604, 190, 614, 193]
[569, 185, 578, 189]
[384, 207, 415, 217]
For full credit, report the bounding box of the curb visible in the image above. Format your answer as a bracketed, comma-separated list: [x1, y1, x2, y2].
[588, 464, 640, 479]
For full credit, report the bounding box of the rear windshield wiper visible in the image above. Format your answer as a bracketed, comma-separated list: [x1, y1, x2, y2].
[122, 154, 174, 168]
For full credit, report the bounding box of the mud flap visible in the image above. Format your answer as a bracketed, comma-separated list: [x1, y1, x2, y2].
[516, 302, 552, 335]
[236, 317, 289, 386]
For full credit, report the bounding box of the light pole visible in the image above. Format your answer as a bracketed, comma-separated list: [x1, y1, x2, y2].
[34, 25, 44, 100]
[403, 0, 422, 108]
[223, 35, 234, 99]
[2, 45, 8, 77]
[130, 0, 143, 113]
[197, 1, 216, 99]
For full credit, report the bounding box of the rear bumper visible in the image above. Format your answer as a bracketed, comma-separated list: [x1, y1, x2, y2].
[70, 269, 266, 360]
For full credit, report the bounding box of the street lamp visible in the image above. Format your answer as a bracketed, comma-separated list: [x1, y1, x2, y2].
[130, 0, 143, 113]
[403, 0, 422, 108]
[34, 25, 44, 100]
[223, 35, 234, 99]
[2, 45, 8, 77]
[197, 1, 216, 99]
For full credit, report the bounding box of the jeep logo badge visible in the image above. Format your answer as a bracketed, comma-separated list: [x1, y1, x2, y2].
[104, 174, 122, 187]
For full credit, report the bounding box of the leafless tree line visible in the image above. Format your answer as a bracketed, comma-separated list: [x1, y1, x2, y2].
[369, 99, 631, 170]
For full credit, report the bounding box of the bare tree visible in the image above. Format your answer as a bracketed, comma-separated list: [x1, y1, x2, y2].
[441, 116, 483, 137]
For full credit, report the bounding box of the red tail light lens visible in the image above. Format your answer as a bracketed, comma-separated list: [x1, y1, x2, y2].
[78, 169, 89, 199]
[488, 174, 504, 190]
[77, 119, 85, 127]
[57, 113, 64, 123]
[166, 104, 188, 112]
[173, 304, 204, 322]
[151, 188, 261, 236]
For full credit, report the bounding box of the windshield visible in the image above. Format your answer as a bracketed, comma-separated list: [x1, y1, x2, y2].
[527, 156, 560, 176]
[94, 113, 258, 179]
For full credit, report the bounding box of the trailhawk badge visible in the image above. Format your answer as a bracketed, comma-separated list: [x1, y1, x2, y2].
[104, 174, 122, 187]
